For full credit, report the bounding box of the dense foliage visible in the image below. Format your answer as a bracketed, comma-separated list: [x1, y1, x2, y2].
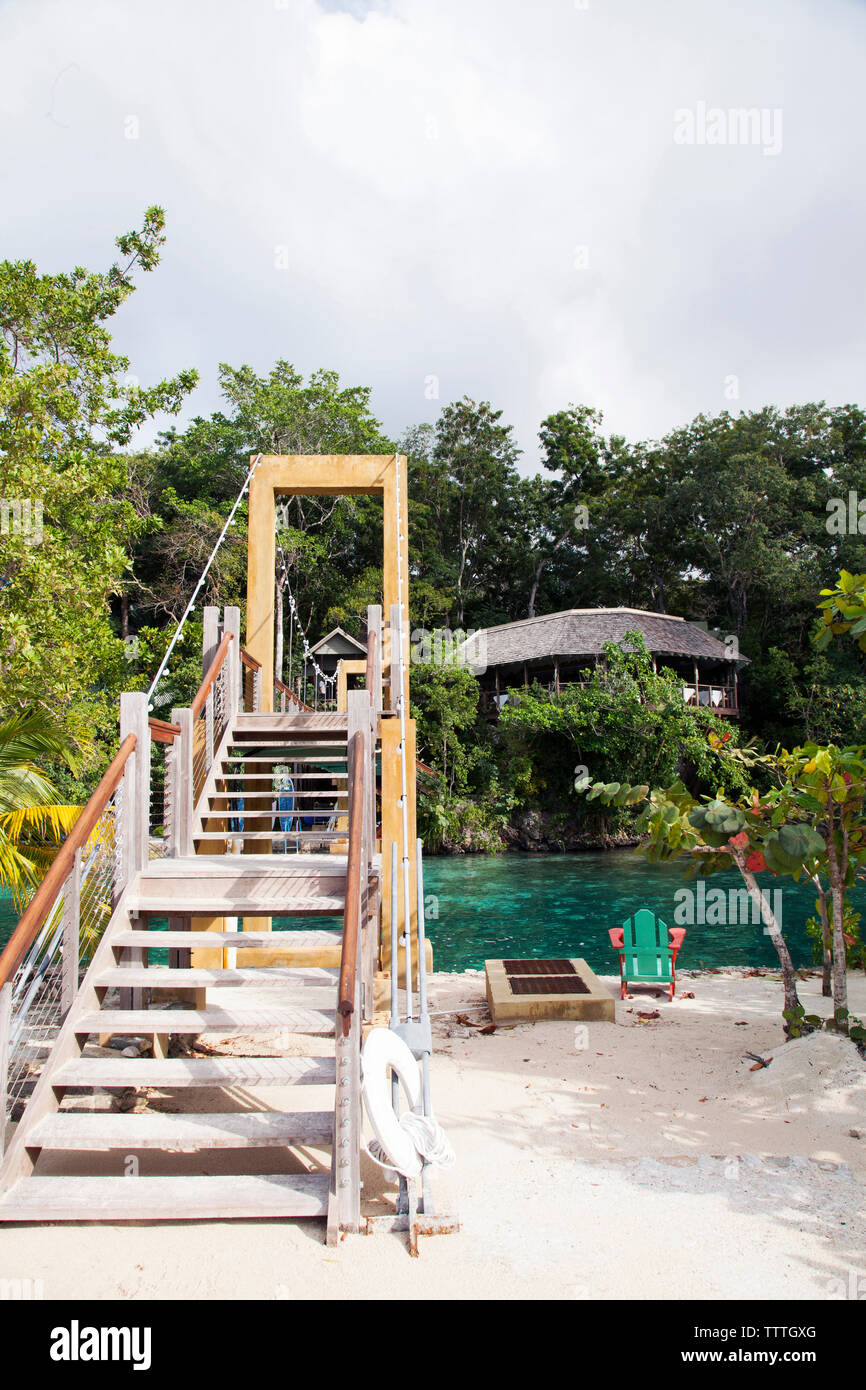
[5, 210, 866, 872]
[0, 207, 196, 743]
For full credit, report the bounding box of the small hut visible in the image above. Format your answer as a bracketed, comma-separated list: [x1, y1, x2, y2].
[303, 627, 367, 704]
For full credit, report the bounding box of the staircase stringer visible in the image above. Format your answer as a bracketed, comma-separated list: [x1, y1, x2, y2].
[0, 882, 140, 1195]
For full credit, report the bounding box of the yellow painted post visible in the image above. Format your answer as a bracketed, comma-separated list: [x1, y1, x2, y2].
[245, 455, 406, 702]
[190, 606, 228, 983]
[243, 454, 417, 970]
[379, 717, 421, 979]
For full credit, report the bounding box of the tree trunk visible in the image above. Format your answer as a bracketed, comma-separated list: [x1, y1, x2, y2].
[811, 877, 832, 997]
[825, 806, 849, 1027]
[527, 559, 544, 620]
[731, 849, 801, 1019]
[527, 527, 571, 619]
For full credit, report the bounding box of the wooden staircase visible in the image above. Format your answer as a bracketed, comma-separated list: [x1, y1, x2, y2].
[0, 631, 378, 1237]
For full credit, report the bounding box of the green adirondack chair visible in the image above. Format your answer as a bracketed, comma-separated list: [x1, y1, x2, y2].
[608, 908, 686, 1001]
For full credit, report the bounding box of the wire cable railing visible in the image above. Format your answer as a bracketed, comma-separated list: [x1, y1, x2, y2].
[0, 741, 134, 1139]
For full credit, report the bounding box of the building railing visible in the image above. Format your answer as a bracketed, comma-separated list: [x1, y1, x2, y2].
[682, 682, 738, 712]
[479, 677, 740, 715]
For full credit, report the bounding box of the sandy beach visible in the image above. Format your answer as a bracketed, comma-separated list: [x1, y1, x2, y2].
[2, 967, 865, 1302]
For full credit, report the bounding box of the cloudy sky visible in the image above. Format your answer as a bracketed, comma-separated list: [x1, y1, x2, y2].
[2, 0, 865, 467]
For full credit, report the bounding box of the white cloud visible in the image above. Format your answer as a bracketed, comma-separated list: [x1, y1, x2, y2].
[1, 0, 865, 466]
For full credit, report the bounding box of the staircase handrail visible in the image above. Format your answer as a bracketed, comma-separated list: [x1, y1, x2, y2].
[0, 734, 138, 989]
[273, 673, 314, 713]
[148, 716, 180, 743]
[191, 632, 234, 720]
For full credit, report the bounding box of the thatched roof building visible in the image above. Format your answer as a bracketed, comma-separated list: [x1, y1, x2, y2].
[459, 607, 746, 716]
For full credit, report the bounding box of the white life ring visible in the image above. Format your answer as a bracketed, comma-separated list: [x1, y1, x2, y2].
[361, 1028, 423, 1178]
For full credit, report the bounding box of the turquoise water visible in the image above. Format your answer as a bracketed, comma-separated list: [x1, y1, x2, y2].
[2, 851, 854, 975]
[418, 851, 847, 973]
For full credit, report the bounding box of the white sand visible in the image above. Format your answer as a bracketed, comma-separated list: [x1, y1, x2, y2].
[2, 968, 865, 1301]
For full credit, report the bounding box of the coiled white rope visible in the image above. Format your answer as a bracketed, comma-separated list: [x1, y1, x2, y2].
[367, 1113, 456, 1177]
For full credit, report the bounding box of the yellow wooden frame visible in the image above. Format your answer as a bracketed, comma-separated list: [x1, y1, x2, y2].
[244, 455, 417, 963]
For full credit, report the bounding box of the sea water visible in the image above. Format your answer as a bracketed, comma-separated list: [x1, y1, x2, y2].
[1, 851, 855, 976]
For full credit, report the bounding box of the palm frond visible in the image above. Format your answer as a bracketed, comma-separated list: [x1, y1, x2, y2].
[0, 828, 41, 907]
[0, 710, 83, 775]
[0, 804, 82, 843]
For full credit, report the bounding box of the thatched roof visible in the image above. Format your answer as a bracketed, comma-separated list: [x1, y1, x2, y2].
[460, 607, 745, 668]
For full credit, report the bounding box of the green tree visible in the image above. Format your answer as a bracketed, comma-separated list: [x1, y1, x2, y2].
[0, 206, 196, 728]
[431, 398, 521, 627]
[498, 634, 747, 820]
[579, 739, 866, 1032]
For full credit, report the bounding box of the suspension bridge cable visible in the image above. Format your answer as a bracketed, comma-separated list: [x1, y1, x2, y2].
[146, 453, 263, 706]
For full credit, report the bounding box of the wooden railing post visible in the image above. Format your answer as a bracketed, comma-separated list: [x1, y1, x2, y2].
[170, 708, 194, 858]
[389, 603, 402, 712]
[330, 711, 366, 1243]
[121, 692, 150, 874]
[367, 603, 383, 714]
[202, 607, 220, 772]
[223, 606, 241, 714]
[116, 694, 146, 901]
[202, 606, 220, 671]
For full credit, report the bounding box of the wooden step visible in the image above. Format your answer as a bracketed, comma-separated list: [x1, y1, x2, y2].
[218, 765, 347, 775]
[27, 1110, 333, 1150]
[127, 897, 345, 915]
[210, 778, 348, 786]
[194, 832, 346, 841]
[203, 809, 340, 820]
[234, 714, 347, 730]
[139, 853, 348, 873]
[77, 1007, 336, 1035]
[53, 1055, 336, 1088]
[115, 931, 342, 950]
[229, 738, 348, 745]
[0, 1174, 330, 1221]
[222, 754, 345, 762]
[225, 748, 347, 757]
[96, 967, 338, 992]
[208, 791, 348, 800]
